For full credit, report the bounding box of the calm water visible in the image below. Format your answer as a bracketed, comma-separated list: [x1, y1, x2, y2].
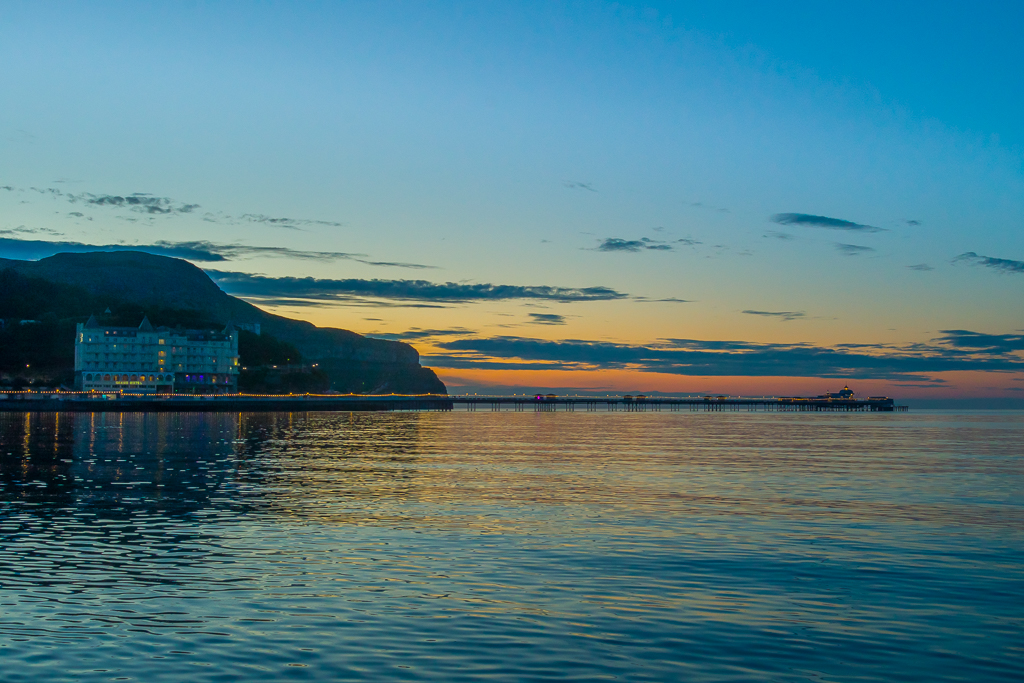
[0, 411, 1021, 682]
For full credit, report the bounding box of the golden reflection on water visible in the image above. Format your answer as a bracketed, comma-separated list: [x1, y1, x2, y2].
[2, 411, 1022, 534]
[0, 409, 1019, 528]
[227, 411, 1024, 534]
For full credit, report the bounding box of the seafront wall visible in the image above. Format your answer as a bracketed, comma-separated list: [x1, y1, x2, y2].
[0, 395, 455, 413]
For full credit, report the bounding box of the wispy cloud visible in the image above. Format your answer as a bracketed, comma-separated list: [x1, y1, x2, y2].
[0, 226, 62, 236]
[953, 252, 1024, 274]
[742, 310, 805, 321]
[354, 259, 436, 269]
[166, 241, 361, 262]
[239, 213, 344, 230]
[2, 185, 345, 231]
[597, 238, 672, 252]
[907, 263, 934, 271]
[376, 328, 475, 340]
[0, 237, 435, 268]
[772, 213, 887, 233]
[633, 297, 691, 303]
[687, 201, 730, 213]
[78, 193, 199, 215]
[836, 243, 875, 256]
[207, 271, 629, 304]
[563, 181, 597, 192]
[905, 220, 921, 226]
[2, 185, 190, 216]
[764, 231, 795, 240]
[7, 129, 35, 143]
[528, 313, 566, 325]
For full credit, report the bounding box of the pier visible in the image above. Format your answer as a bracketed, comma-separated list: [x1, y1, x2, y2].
[449, 395, 905, 412]
[0, 392, 906, 412]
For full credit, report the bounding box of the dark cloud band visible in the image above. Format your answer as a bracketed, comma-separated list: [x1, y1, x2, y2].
[0, 238, 229, 262]
[424, 333, 1023, 381]
[743, 310, 805, 321]
[0, 238, 433, 269]
[836, 243, 875, 256]
[598, 238, 672, 252]
[528, 313, 567, 325]
[953, 252, 1024, 274]
[938, 330, 1024, 353]
[208, 271, 629, 304]
[772, 213, 886, 233]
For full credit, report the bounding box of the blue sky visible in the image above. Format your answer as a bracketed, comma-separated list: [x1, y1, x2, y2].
[2, 1, 1022, 395]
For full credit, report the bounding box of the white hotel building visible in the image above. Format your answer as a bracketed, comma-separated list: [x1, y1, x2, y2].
[75, 316, 239, 394]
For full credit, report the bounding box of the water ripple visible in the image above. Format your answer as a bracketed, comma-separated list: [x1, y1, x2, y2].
[0, 411, 1021, 681]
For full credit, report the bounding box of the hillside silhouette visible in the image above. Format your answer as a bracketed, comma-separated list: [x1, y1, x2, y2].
[0, 252, 446, 394]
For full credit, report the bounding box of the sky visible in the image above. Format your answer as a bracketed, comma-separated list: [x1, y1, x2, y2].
[1, 1, 1022, 397]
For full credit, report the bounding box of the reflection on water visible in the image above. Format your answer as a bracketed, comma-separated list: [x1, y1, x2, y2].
[0, 411, 1022, 682]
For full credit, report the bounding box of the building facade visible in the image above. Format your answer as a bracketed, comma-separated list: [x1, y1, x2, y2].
[75, 316, 240, 394]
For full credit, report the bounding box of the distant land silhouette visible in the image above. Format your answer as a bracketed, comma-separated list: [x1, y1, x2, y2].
[0, 251, 446, 394]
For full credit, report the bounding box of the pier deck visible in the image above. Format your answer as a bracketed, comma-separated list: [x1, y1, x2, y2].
[0, 393, 906, 412]
[450, 396, 904, 412]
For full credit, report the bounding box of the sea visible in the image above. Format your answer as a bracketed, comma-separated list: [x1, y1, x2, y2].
[0, 410, 1021, 682]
